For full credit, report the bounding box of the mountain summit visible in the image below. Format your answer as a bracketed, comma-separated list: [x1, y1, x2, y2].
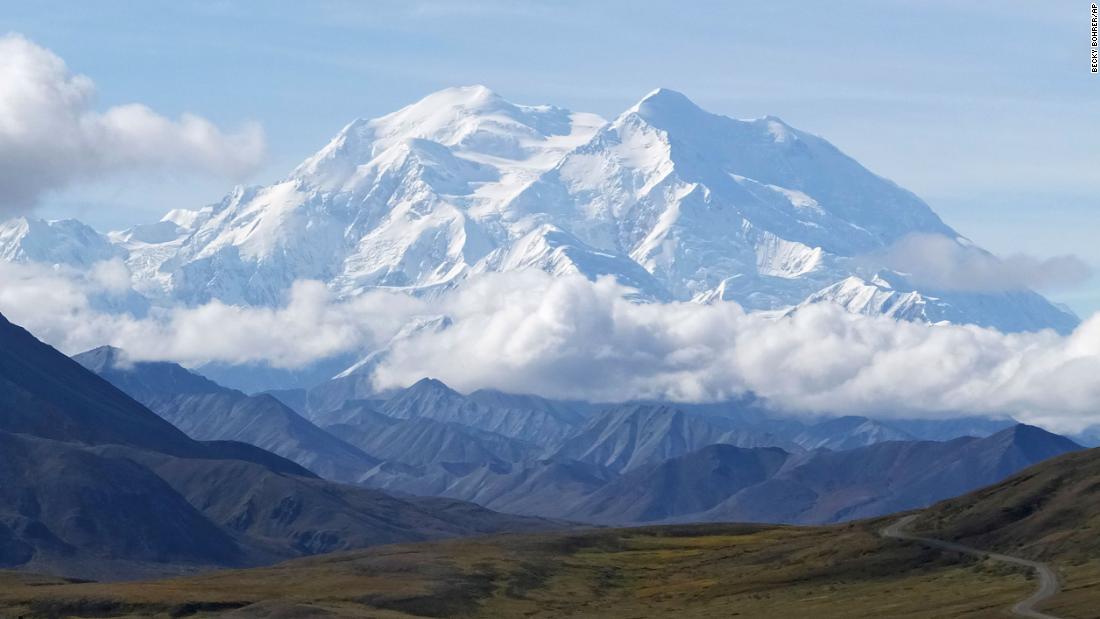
[4, 87, 1076, 333]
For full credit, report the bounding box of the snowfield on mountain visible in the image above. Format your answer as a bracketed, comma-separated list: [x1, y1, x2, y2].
[0, 86, 1077, 333]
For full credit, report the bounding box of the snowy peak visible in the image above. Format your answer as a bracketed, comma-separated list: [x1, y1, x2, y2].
[533, 89, 951, 304]
[800, 273, 1078, 333]
[616, 88, 794, 160]
[627, 87, 710, 122]
[293, 85, 596, 191]
[554, 404, 735, 472]
[0, 217, 124, 267]
[620, 90, 951, 244]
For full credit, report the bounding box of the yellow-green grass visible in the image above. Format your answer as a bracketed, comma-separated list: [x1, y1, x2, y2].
[0, 520, 1043, 618]
[1038, 560, 1100, 618]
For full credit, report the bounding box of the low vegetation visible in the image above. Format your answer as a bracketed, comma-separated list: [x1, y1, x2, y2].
[0, 521, 1034, 618]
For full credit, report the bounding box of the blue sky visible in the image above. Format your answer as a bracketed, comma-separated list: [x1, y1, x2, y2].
[2, 0, 1098, 312]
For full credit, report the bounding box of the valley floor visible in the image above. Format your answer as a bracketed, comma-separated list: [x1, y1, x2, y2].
[3, 520, 1087, 619]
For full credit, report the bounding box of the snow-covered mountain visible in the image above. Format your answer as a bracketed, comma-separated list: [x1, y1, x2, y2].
[0, 217, 124, 267]
[0, 86, 1077, 332]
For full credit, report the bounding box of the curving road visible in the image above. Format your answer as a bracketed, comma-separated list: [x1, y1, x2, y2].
[881, 515, 1062, 619]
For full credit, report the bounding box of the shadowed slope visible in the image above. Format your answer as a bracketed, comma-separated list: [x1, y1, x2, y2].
[0, 313, 555, 579]
[0, 315, 196, 455]
[915, 444, 1100, 563]
[74, 346, 380, 482]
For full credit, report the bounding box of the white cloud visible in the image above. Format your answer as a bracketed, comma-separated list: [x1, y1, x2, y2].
[0, 263, 416, 369]
[866, 233, 1092, 292]
[3, 262, 1100, 433]
[88, 258, 133, 293]
[369, 272, 1100, 433]
[0, 33, 265, 213]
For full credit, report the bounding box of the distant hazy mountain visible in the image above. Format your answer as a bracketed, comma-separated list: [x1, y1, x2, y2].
[540, 424, 1079, 526]
[697, 424, 1082, 525]
[789, 416, 914, 451]
[375, 377, 581, 444]
[73, 346, 380, 483]
[301, 375, 1001, 468]
[886, 415, 1017, 441]
[326, 414, 536, 468]
[569, 444, 790, 523]
[552, 404, 795, 473]
[466, 388, 590, 425]
[303, 376, 1036, 509]
[362, 457, 617, 519]
[0, 313, 549, 579]
[350, 402, 1078, 526]
[442, 458, 619, 517]
[322, 378, 1076, 526]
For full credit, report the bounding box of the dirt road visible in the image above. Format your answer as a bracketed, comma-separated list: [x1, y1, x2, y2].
[881, 515, 1061, 619]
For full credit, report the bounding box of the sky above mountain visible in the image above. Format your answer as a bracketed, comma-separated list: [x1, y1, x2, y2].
[1, 1, 1096, 312]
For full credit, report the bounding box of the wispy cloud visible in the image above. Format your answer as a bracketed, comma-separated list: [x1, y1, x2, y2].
[863, 233, 1092, 292]
[0, 33, 265, 214]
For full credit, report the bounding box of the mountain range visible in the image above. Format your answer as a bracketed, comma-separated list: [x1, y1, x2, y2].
[0, 312, 549, 580]
[74, 347, 1073, 530]
[361, 421, 1079, 526]
[0, 86, 1077, 345]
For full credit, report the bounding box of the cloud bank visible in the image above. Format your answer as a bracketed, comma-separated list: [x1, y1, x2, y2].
[0, 34, 265, 213]
[3, 262, 1100, 433]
